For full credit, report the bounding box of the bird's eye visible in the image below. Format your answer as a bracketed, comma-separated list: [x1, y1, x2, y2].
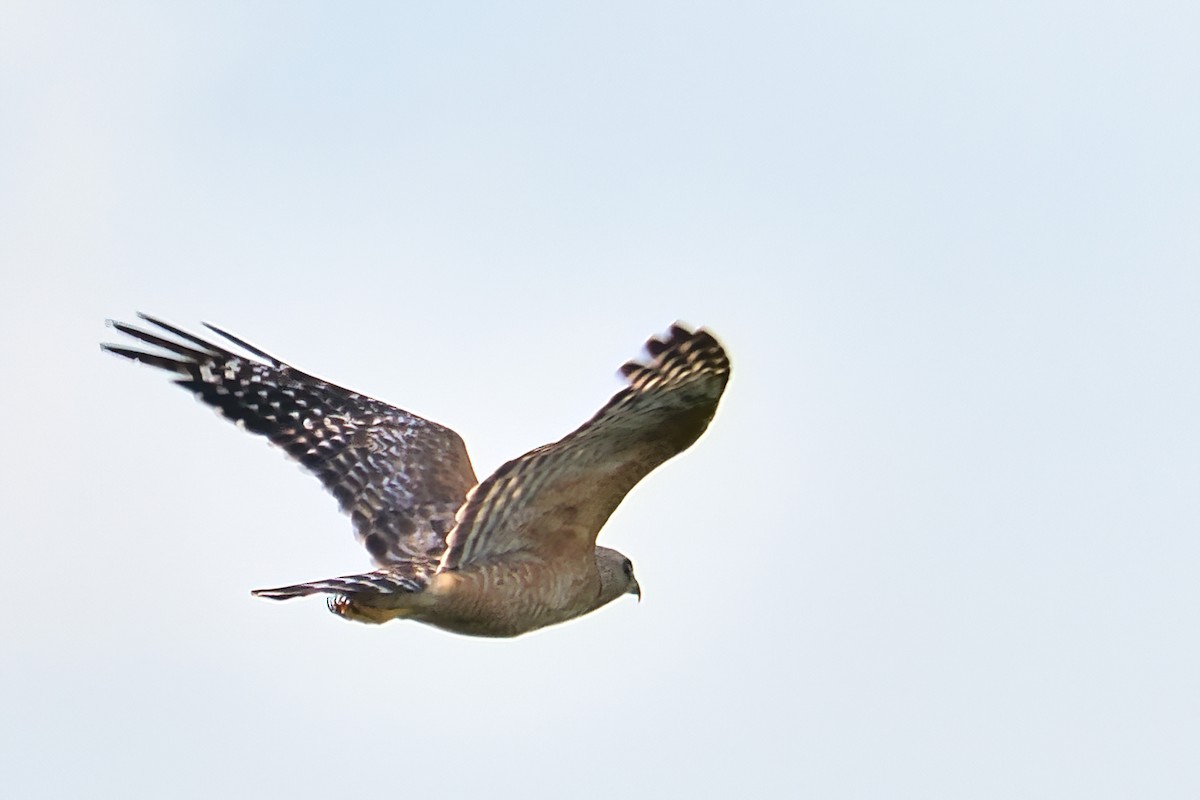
[622, 559, 633, 577]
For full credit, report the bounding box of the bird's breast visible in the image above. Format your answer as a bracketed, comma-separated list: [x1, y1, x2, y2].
[417, 558, 598, 638]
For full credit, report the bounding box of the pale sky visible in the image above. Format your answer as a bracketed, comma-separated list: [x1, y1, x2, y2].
[2, 3, 1198, 798]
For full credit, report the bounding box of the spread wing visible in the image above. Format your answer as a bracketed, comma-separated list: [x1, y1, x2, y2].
[103, 314, 478, 564]
[439, 323, 729, 571]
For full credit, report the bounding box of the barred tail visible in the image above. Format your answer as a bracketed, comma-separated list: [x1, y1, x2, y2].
[252, 565, 430, 601]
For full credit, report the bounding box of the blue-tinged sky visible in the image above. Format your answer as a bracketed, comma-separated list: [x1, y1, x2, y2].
[2, 3, 1197, 798]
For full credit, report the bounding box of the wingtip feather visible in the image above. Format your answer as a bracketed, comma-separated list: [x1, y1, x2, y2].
[201, 321, 283, 366]
[614, 321, 729, 389]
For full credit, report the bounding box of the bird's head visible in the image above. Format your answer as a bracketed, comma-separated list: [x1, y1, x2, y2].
[595, 546, 641, 606]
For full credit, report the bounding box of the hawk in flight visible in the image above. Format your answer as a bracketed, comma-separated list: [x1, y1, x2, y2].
[103, 315, 730, 637]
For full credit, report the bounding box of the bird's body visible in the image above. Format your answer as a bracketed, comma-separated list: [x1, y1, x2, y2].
[412, 555, 607, 637]
[294, 550, 615, 637]
[103, 316, 729, 637]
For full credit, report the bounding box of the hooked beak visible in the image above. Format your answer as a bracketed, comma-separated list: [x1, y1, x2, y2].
[629, 579, 642, 603]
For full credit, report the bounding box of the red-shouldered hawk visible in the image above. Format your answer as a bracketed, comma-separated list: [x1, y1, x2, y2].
[103, 315, 730, 637]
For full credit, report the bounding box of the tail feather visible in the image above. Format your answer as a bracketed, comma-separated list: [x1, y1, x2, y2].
[252, 564, 432, 601]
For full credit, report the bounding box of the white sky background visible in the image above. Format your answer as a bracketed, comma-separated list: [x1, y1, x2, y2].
[2, 2, 1198, 797]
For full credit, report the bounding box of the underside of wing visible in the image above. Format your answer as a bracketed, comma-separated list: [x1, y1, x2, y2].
[103, 314, 478, 564]
[440, 323, 730, 571]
